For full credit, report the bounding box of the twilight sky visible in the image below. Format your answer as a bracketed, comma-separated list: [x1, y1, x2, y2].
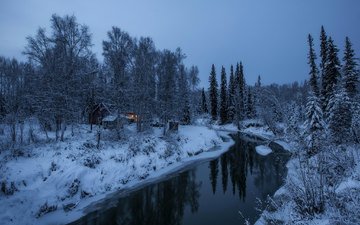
[0, 0, 359, 87]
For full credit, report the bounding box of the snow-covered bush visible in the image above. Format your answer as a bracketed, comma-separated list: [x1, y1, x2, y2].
[1, 181, 18, 195]
[67, 179, 80, 197]
[83, 155, 101, 168]
[36, 202, 57, 218]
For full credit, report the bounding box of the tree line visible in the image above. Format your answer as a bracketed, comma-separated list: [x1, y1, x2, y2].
[304, 26, 359, 154]
[0, 14, 202, 144]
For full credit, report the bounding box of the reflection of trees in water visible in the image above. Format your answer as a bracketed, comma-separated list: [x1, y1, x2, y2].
[209, 159, 219, 194]
[209, 134, 289, 201]
[70, 171, 201, 225]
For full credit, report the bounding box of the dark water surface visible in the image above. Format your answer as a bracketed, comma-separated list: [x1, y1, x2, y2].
[69, 134, 290, 225]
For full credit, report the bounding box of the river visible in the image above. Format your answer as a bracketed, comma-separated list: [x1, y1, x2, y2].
[69, 133, 290, 225]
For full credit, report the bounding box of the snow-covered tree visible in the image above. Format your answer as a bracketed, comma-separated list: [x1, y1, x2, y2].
[219, 66, 228, 124]
[246, 87, 255, 119]
[178, 64, 191, 125]
[304, 93, 326, 155]
[307, 34, 319, 96]
[209, 64, 218, 121]
[235, 62, 246, 121]
[322, 37, 341, 117]
[320, 26, 328, 102]
[342, 37, 358, 99]
[327, 87, 352, 144]
[227, 65, 236, 121]
[200, 88, 208, 114]
[157, 49, 180, 134]
[103, 26, 135, 113]
[24, 14, 94, 141]
[132, 37, 157, 132]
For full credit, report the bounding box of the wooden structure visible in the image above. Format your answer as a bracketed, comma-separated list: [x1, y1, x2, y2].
[89, 103, 111, 125]
[102, 115, 123, 129]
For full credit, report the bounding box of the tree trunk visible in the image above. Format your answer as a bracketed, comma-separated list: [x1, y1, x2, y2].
[11, 122, 16, 144]
[19, 121, 24, 144]
[60, 121, 66, 141]
[96, 125, 101, 149]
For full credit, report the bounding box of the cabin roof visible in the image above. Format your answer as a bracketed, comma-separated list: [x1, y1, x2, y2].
[102, 115, 118, 122]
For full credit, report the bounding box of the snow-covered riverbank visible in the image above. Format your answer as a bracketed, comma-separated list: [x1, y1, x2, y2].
[0, 124, 234, 225]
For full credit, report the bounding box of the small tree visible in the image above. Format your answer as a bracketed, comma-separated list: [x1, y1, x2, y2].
[328, 87, 352, 144]
[303, 93, 326, 155]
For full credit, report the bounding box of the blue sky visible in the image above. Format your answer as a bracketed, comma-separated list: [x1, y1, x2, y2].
[0, 0, 359, 87]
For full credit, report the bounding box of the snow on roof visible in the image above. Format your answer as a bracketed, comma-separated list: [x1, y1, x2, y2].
[102, 115, 118, 122]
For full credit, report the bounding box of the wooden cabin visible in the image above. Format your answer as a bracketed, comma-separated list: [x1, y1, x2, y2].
[88, 103, 111, 125]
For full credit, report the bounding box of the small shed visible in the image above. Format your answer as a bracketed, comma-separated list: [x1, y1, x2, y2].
[102, 115, 120, 129]
[89, 103, 111, 125]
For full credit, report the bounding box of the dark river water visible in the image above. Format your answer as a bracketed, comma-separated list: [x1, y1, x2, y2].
[69, 134, 290, 225]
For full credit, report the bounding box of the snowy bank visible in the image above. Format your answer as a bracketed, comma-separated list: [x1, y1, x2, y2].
[0, 124, 233, 225]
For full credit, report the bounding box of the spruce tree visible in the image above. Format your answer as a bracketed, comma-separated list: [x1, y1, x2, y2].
[220, 66, 228, 124]
[328, 87, 352, 144]
[246, 87, 254, 119]
[307, 34, 319, 96]
[201, 88, 209, 114]
[323, 37, 341, 116]
[227, 65, 236, 121]
[254, 75, 262, 117]
[209, 64, 218, 120]
[320, 26, 328, 100]
[182, 99, 191, 125]
[235, 62, 246, 120]
[304, 93, 326, 155]
[343, 37, 359, 98]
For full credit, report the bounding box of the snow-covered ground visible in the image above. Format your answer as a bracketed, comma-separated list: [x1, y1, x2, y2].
[0, 123, 233, 225]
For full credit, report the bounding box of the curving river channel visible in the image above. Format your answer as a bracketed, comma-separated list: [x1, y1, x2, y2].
[69, 134, 290, 225]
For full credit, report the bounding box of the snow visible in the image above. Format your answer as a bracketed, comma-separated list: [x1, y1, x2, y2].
[0, 124, 233, 225]
[255, 145, 272, 156]
[274, 140, 293, 152]
[102, 115, 117, 122]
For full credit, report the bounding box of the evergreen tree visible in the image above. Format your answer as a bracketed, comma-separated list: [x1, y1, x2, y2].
[220, 66, 228, 124]
[182, 99, 191, 125]
[304, 93, 326, 155]
[209, 64, 218, 120]
[201, 88, 208, 114]
[237, 62, 246, 120]
[320, 26, 328, 99]
[246, 87, 254, 119]
[253, 75, 262, 117]
[328, 88, 352, 144]
[227, 65, 236, 121]
[323, 37, 341, 116]
[307, 34, 319, 96]
[343, 37, 359, 98]
[234, 62, 246, 123]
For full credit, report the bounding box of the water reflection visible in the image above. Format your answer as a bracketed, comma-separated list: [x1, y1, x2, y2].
[69, 134, 289, 225]
[209, 136, 289, 202]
